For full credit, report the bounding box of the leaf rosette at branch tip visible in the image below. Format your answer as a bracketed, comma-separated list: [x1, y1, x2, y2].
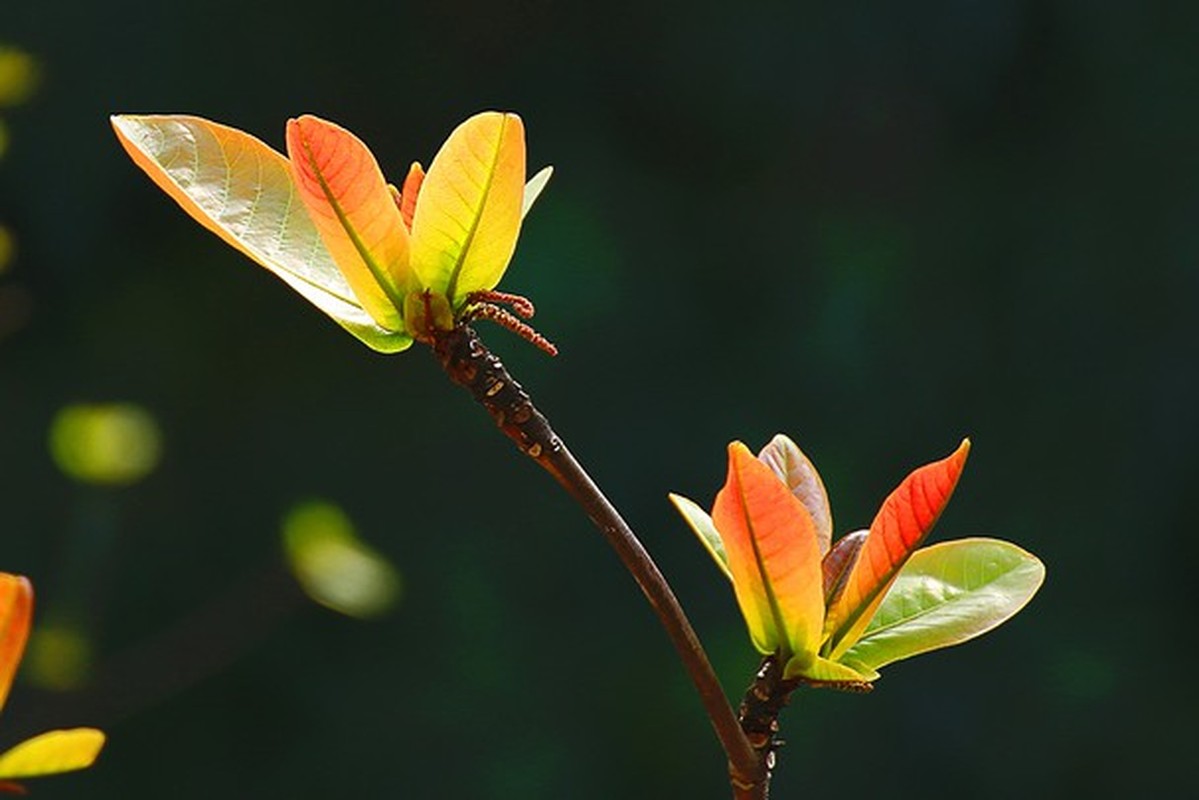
[0, 574, 105, 791]
[111, 111, 554, 352]
[671, 436, 1044, 689]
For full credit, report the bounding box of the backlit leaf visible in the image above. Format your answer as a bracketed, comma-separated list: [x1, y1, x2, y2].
[522, 166, 553, 219]
[840, 538, 1044, 671]
[111, 115, 411, 353]
[758, 434, 833, 555]
[785, 653, 878, 685]
[0, 729, 105, 779]
[286, 115, 411, 329]
[410, 112, 526, 304]
[712, 443, 824, 662]
[824, 440, 971, 659]
[821, 530, 867, 606]
[668, 493, 731, 580]
[398, 162, 424, 231]
[0, 575, 31, 711]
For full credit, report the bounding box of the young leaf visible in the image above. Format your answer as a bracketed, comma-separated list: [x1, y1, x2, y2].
[712, 443, 825, 662]
[398, 162, 425, 231]
[0, 575, 31, 711]
[668, 493, 731, 580]
[786, 653, 878, 685]
[110, 115, 411, 353]
[821, 529, 867, 606]
[758, 434, 833, 555]
[409, 112, 527, 304]
[0, 729, 106, 779]
[824, 439, 971, 659]
[286, 115, 411, 329]
[522, 166, 553, 220]
[840, 538, 1045, 672]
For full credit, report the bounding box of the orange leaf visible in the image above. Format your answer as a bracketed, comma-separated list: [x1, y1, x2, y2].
[0, 575, 32, 712]
[712, 443, 825, 662]
[398, 162, 424, 232]
[824, 439, 971, 658]
[286, 115, 410, 329]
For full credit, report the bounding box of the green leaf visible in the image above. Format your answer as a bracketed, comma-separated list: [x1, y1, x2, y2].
[668, 493, 731, 580]
[111, 115, 412, 353]
[840, 538, 1044, 672]
[784, 653, 878, 685]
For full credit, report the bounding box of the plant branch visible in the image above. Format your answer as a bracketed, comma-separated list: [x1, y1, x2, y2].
[432, 325, 764, 796]
[735, 655, 803, 799]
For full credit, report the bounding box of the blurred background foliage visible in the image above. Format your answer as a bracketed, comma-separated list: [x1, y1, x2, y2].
[1, 1, 1196, 797]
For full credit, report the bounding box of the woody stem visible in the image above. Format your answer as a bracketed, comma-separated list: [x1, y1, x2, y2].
[431, 324, 765, 797]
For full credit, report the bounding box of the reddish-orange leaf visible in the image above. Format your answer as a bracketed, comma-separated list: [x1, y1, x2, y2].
[712, 442, 825, 662]
[0, 575, 32, 712]
[398, 162, 424, 232]
[286, 115, 410, 330]
[824, 439, 971, 659]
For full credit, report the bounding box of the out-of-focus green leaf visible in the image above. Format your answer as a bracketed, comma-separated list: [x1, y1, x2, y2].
[0, 47, 38, 108]
[668, 493, 730, 580]
[283, 500, 401, 619]
[840, 537, 1044, 672]
[48, 403, 161, 487]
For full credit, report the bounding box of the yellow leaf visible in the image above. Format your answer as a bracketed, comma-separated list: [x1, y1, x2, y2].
[410, 112, 526, 304]
[0, 729, 105, 779]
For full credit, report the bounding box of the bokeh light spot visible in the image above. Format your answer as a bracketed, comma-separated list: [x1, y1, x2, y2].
[48, 403, 163, 486]
[0, 225, 13, 273]
[0, 47, 39, 108]
[25, 624, 93, 691]
[282, 500, 401, 619]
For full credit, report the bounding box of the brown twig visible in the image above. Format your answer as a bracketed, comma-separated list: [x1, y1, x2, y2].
[431, 324, 764, 796]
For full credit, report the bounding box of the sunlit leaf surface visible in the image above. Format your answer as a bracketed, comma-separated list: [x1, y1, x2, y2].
[286, 115, 411, 327]
[824, 440, 970, 658]
[842, 538, 1044, 671]
[821, 529, 867, 606]
[0, 729, 105, 780]
[521, 166, 553, 220]
[410, 112, 527, 303]
[110, 115, 411, 353]
[712, 443, 825, 661]
[668, 493, 731, 580]
[0, 575, 31, 711]
[758, 434, 833, 555]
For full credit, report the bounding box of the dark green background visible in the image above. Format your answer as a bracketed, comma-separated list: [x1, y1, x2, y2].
[3, 2, 1196, 797]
